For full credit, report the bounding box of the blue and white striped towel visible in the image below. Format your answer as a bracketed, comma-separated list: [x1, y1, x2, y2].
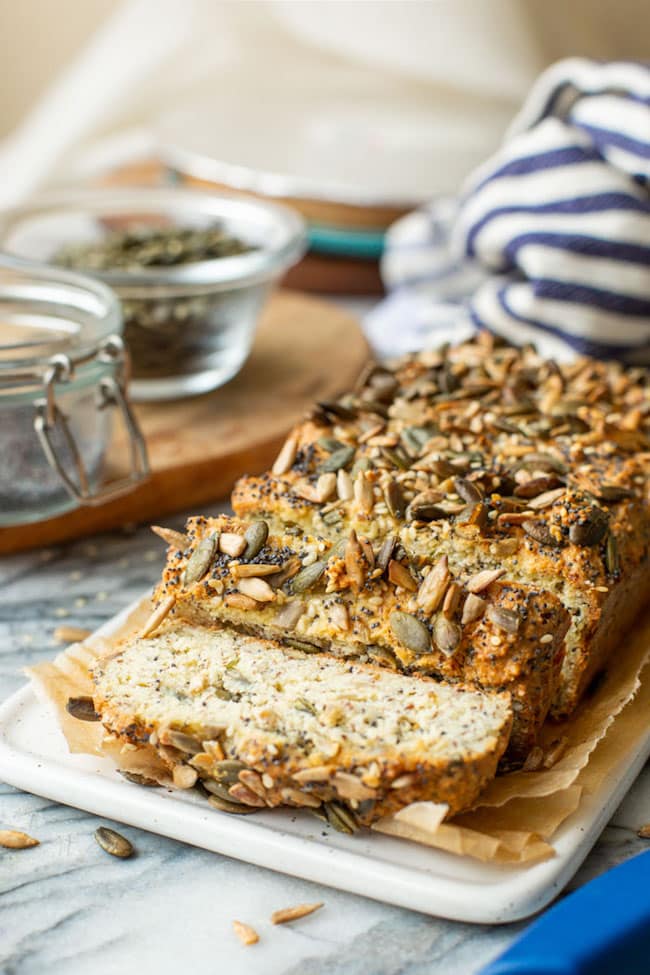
[367, 58, 650, 363]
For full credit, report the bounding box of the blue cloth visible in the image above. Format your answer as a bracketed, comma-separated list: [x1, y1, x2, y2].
[369, 59, 650, 363]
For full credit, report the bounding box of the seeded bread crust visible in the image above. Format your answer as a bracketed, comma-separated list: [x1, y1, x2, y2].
[229, 338, 650, 725]
[92, 623, 513, 824]
[155, 514, 569, 760]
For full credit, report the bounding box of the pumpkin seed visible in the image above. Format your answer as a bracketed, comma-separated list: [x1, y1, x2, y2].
[118, 770, 160, 787]
[376, 533, 397, 573]
[66, 695, 100, 722]
[319, 445, 355, 473]
[522, 519, 564, 547]
[569, 508, 609, 547]
[317, 400, 357, 421]
[389, 611, 431, 655]
[384, 479, 406, 518]
[453, 477, 483, 504]
[433, 615, 462, 656]
[350, 456, 372, 479]
[94, 826, 133, 859]
[284, 638, 322, 653]
[596, 484, 634, 503]
[317, 436, 344, 452]
[208, 795, 259, 815]
[292, 561, 326, 593]
[328, 538, 349, 560]
[166, 730, 203, 754]
[380, 446, 410, 470]
[243, 521, 268, 560]
[213, 759, 247, 785]
[486, 604, 521, 634]
[401, 426, 433, 455]
[183, 533, 217, 585]
[407, 492, 448, 522]
[367, 645, 399, 669]
[324, 801, 360, 834]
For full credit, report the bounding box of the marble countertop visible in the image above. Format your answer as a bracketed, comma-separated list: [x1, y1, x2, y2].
[1, 509, 649, 975]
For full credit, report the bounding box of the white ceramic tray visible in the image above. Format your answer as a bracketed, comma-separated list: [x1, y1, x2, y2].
[1, 601, 648, 924]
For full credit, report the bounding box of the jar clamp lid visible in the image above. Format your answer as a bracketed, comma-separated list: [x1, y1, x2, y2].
[0, 258, 149, 516]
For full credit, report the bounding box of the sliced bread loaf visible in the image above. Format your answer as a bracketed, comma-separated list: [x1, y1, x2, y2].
[92, 622, 512, 825]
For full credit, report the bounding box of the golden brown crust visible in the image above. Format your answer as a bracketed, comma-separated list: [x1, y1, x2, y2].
[155, 513, 568, 761]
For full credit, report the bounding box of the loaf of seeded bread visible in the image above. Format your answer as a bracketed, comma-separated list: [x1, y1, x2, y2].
[230, 337, 650, 723]
[153, 514, 569, 761]
[92, 622, 512, 824]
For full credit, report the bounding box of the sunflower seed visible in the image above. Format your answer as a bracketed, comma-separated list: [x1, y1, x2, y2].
[486, 604, 521, 634]
[461, 593, 487, 624]
[224, 592, 259, 611]
[442, 581, 462, 618]
[275, 600, 304, 628]
[606, 534, 620, 575]
[417, 556, 450, 614]
[384, 479, 406, 518]
[272, 432, 298, 475]
[345, 530, 366, 589]
[332, 772, 376, 801]
[0, 829, 39, 849]
[173, 765, 198, 789]
[94, 826, 133, 859]
[183, 534, 217, 585]
[388, 560, 418, 591]
[66, 695, 100, 722]
[228, 784, 267, 807]
[569, 508, 609, 547]
[527, 487, 566, 510]
[232, 920, 259, 945]
[432, 615, 462, 656]
[319, 445, 355, 474]
[315, 472, 337, 502]
[514, 475, 561, 499]
[522, 519, 563, 547]
[376, 533, 397, 573]
[271, 902, 324, 925]
[453, 477, 483, 504]
[243, 521, 268, 560]
[354, 472, 374, 513]
[389, 611, 431, 655]
[636, 823, 650, 839]
[219, 532, 246, 557]
[267, 557, 301, 588]
[455, 501, 489, 530]
[328, 601, 350, 631]
[337, 468, 354, 501]
[53, 625, 92, 644]
[118, 770, 160, 787]
[232, 563, 279, 579]
[238, 769, 268, 799]
[293, 765, 334, 784]
[292, 561, 326, 593]
[516, 453, 567, 475]
[208, 795, 259, 815]
[151, 525, 189, 550]
[522, 746, 544, 772]
[238, 576, 276, 602]
[139, 593, 176, 637]
[466, 567, 505, 593]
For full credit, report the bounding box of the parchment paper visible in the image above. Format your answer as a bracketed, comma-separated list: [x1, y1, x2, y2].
[28, 597, 650, 865]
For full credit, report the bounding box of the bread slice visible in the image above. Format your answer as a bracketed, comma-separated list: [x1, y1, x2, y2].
[92, 622, 512, 825]
[153, 514, 569, 761]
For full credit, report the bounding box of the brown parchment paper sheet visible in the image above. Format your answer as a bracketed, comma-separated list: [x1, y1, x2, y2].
[27, 596, 650, 866]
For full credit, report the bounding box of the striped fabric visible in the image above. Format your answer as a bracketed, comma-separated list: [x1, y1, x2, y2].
[372, 59, 650, 363]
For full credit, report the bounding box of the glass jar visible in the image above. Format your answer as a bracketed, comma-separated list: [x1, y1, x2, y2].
[0, 187, 307, 401]
[0, 259, 149, 526]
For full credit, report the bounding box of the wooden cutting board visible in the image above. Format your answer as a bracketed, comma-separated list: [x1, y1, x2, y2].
[1, 290, 368, 555]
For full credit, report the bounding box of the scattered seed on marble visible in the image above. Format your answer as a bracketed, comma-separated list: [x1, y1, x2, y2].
[271, 903, 323, 925]
[0, 829, 39, 849]
[233, 920, 259, 945]
[94, 826, 134, 858]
